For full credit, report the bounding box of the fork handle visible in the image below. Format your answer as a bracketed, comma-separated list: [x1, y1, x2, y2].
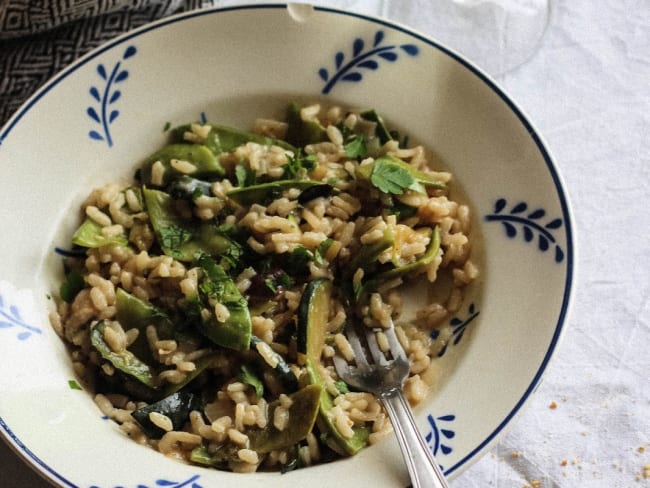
[381, 390, 449, 488]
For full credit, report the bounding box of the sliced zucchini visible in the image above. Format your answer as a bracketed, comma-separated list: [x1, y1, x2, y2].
[296, 278, 333, 365]
[131, 390, 201, 439]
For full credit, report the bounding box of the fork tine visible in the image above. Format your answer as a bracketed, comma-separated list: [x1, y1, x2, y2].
[344, 324, 369, 366]
[384, 320, 408, 362]
[365, 328, 388, 365]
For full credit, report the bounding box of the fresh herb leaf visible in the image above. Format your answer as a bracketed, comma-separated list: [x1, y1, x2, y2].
[370, 159, 416, 195]
[314, 238, 334, 266]
[68, 379, 83, 390]
[283, 151, 317, 179]
[60, 270, 85, 303]
[366, 156, 447, 195]
[235, 163, 257, 187]
[344, 134, 368, 159]
[158, 224, 193, 250]
[264, 277, 278, 294]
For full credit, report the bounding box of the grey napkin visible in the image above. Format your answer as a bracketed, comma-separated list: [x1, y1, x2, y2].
[0, 0, 216, 126]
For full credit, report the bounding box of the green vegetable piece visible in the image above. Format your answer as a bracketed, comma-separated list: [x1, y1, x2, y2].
[227, 179, 321, 206]
[376, 225, 441, 280]
[247, 384, 322, 453]
[115, 288, 174, 362]
[195, 254, 252, 351]
[296, 278, 333, 365]
[344, 134, 368, 159]
[348, 227, 395, 273]
[140, 144, 224, 187]
[161, 354, 216, 398]
[60, 270, 85, 303]
[306, 359, 369, 455]
[71, 218, 128, 248]
[357, 155, 446, 195]
[212, 124, 295, 153]
[190, 444, 238, 469]
[142, 188, 237, 261]
[239, 364, 264, 398]
[131, 390, 200, 439]
[250, 335, 299, 392]
[90, 320, 156, 388]
[285, 101, 328, 147]
[170, 124, 295, 154]
[360, 109, 393, 145]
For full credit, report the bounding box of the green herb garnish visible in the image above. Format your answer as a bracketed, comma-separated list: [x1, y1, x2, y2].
[344, 134, 368, 159]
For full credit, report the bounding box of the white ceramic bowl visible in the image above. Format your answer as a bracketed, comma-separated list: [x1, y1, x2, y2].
[0, 4, 574, 487]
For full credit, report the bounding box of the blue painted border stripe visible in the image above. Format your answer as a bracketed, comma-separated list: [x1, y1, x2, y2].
[0, 3, 574, 483]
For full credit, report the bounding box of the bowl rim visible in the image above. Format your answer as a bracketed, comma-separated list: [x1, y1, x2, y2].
[0, 3, 575, 486]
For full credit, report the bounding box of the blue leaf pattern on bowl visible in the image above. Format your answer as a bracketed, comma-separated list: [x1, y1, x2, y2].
[87, 45, 137, 147]
[90, 474, 202, 488]
[425, 413, 456, 471]
[485, 198, 565, 263]
[431, 303, 479, 357]
[0, 292, 41, 341]
[319, 30, 419, 94]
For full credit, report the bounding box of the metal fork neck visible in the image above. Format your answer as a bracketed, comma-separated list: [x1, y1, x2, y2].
[381, 390, 449, 488]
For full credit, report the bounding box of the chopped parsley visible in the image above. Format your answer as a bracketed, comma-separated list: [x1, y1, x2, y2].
[68, 379, 83, 390]
[235, 163, 257, 187]
[370, 158, 417, 195]
[344, 134, 368, 159]
[283, 150, 316, 179]
[314, 238, 334, 266]
[158, 224, 193, 250]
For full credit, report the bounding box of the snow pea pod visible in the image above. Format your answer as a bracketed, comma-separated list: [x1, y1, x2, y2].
[142, 187, 238, 262]
[170, 124, 295, 154]
[90, 320, 156, 388]
[193, 254, 252, 351]
[140, 143, 225, 188]
[247, 384, 322, 453]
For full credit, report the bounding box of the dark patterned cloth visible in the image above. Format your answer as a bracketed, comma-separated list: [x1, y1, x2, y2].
[0, 0, 216, 126]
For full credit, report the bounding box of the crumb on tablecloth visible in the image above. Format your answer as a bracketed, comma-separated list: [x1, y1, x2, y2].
[523, 481, 542, 488]
[549, 401, 558, 409]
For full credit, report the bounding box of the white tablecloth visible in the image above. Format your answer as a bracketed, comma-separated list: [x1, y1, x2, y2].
[1, 1, 648, 486]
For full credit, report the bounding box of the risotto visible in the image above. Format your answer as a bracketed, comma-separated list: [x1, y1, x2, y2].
[50, 102, 478, 472]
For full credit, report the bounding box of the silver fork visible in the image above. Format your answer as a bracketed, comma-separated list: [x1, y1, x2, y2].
[333, 319, 449, 488]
